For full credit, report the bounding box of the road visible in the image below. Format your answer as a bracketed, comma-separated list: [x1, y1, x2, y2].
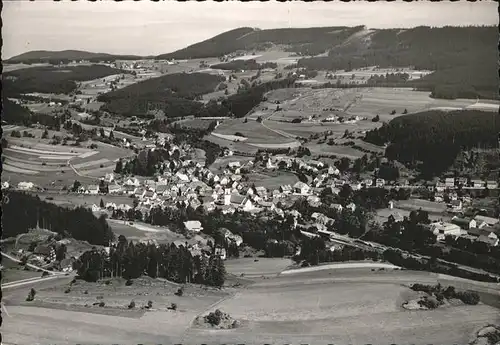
[1, 252, 65, 276]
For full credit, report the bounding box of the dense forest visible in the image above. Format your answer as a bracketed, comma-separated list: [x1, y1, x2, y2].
[2, 97, 66, 128]
[74, 235, 226, 286]
[6, 50, 146, 64]
[3, 191, 114, 246]
[299, 26, 498, 100]
[157, 26, 365, 59]
[223, 77, 297, 118]
[364, 110, 500, 177]
[98, 73, 228, 118]
[210, 59, 277, 71]
[3, 65, 126, 96]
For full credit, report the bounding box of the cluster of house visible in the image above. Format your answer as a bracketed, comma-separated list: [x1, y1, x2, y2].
[427, 177, 498, 191]
[430, 215, 499, 246]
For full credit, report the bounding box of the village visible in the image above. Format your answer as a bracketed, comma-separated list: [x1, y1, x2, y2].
[4, 130, 499, 272]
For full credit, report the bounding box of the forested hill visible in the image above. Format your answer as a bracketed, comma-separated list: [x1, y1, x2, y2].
[156, 26, 364, 59]
[6, 50, 146, 64]
[364, 110, 500, 178]
[299, 26, 498, 100]
[97, 72, 228, 118]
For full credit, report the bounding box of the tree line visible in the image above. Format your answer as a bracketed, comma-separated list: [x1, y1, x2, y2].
[363, 110, 500, 178]
[74, 235, 226, 287]
[3, 191, 114, 246]
[3, 65, 125, 96]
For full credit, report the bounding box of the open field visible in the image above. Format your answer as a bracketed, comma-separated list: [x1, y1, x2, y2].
[1, 255, 42, 285]
[3, 135, 131, 185]
[108, 219, 213, 247]
[2, 263, 499, 345]
[205, 134, 259, 154]
[395, 198, 448, 214]
[209, 155, 254, 171]
[34, 192, 133, 209]
[245, 171, 298, 190]
[375, 207, 450, 225]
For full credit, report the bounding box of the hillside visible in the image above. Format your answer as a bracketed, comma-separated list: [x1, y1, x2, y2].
[158, 25, 497, 100]
[97, 72, 228, 118]
[157, 26, 364, 59]
[299, 26, 498, 100]
[6, 50, 146, 64]
[364, 110, 500, 177]
[3, 65, 126, 96]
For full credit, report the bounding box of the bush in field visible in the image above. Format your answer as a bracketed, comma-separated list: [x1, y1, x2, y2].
[174, 287, 184, 297]
[205, 309, 223, 326]
[128, 300, 135, 309]
[418, 296, 440, 309]
[168, 303, 177, 311]
[125, 279, 133, 286]
[26, 288, 36, 301]
[147, 300, 153, 309]
[455, 291, 480, 305]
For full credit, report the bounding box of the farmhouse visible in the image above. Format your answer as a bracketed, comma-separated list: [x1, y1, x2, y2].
[184, 220, 203, 232]
[293, 181, 311, 195]
[17, 181, 35, 190]
[448, 200, 462, 212]
[108, 184, 122, 194]
[471, 179, 485, 189]
[86, 185, 100, 195]
[430, 221, 462, 241]
[474, 215, 499, 228]
[486, 180, 498, 189]
[375, 178, 385, 187]
[451, 216, 476, 230]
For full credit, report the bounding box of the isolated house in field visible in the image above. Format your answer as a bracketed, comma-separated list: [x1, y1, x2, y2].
[293, 181, 310, 195]
[375, 178, 385, 187]
[184, 220, 203, 233]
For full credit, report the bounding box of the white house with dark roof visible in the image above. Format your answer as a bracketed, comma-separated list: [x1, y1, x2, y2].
[293, 181, 310, 195]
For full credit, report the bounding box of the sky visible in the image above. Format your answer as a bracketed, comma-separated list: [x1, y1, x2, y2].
[3, 0, 498, 59]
